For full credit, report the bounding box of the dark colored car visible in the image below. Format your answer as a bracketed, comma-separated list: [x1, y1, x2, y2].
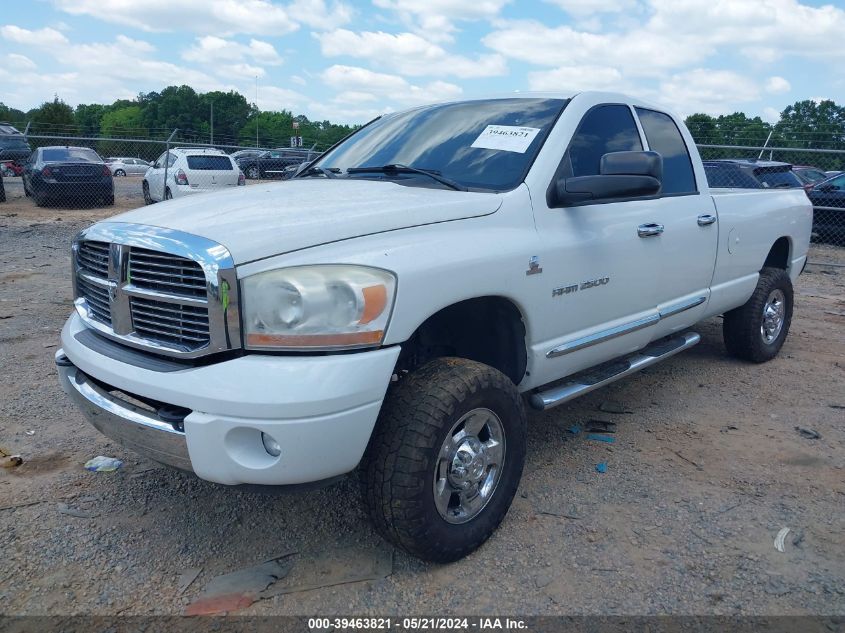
[807, 172, 845, 244]
[703, 159, 804, 189]
[0, 173, 5, 203]
[22, 146, 114, 207]
[0, 122, 31, 163]
[237, 148, 319, 179]
[792, 165, 830, 190]
[230, 149, 264, 163]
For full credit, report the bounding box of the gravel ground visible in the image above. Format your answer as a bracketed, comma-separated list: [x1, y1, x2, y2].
[1, 193, 843, 616]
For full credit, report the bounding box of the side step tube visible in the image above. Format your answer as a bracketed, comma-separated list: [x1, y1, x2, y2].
[529, 331, 701, 411]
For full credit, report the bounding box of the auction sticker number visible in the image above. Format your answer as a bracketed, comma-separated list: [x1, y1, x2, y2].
[471, 125, 541, 153]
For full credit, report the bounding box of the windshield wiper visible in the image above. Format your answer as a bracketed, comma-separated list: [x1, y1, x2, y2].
[295, 166, 338, 179]
[346, 164, 467, 192]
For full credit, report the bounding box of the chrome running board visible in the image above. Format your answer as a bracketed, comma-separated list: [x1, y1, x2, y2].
[529, 331, 701, 411]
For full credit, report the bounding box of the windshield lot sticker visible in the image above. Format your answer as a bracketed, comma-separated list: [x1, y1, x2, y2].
[471, 125, 541, 153]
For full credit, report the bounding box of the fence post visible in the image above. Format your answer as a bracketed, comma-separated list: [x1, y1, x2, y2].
[163, 128, 178, 201]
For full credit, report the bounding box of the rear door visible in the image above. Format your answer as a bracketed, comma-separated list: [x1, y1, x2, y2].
[633, 107, 718, 335]
[185, 154, 239, 190]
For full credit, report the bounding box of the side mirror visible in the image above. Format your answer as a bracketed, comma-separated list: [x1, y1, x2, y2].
[815, 184, 834, 193]
[548, 151, 663, 208]
[153, 161, 160, 169]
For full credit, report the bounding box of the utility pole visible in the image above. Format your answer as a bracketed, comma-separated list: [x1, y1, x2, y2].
[210, 101, 214, 145]
[255, 75, 259, 148]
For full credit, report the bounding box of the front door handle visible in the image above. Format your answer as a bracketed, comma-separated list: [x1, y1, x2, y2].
[637, 223, 664, 237]
[697, 214, 717, 226]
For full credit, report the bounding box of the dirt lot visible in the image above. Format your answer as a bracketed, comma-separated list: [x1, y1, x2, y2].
[1, 190, 843, 616]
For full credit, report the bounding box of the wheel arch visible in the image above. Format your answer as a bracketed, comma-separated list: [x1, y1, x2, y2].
[762, 236, 792, 271]
[394, 295, 528, 385]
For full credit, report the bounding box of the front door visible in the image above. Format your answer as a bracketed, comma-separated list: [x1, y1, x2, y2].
[527, 104, 666, 387]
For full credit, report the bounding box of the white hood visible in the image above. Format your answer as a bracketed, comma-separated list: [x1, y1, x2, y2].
[111, 179, 502, 264]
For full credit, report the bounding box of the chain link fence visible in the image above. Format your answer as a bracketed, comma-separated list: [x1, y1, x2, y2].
[697, 144, 845, 247]
[0, 127, 843, 251]
[0, 125, 327, 210]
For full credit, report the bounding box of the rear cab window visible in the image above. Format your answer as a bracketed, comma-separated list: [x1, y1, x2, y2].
[635, 108, 697, 195]
[187, 155, 234, 170]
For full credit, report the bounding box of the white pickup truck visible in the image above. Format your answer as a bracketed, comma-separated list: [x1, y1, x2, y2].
[57, 92, 812, 562]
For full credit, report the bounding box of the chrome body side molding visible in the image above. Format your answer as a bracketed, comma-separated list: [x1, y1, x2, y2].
[546, 295, 706, 359]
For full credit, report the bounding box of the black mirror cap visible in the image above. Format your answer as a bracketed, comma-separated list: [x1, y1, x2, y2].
[551, 174, 662, 207]
[600, 150, 663, 179]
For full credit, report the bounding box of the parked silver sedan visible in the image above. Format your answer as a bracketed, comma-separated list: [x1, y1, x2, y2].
[108, 157, 151, 176]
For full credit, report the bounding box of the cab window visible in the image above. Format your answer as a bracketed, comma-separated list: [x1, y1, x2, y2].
[635, 108, 697, 195]
[561, 105, 643, 178]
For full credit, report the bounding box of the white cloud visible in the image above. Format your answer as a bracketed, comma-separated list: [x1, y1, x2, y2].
[528, 65, 624, 92]
[762, 106, 781, 123]
[7, 54, 37, 71]
[658, 69, 761, 116]
[183, 36, 283, 66]
[484, 0, 845, 79]
[544, 0, 639, 17]
[52, 0, 300, 36]
[287, 0, 353, 29]
[373, 0, 509, 42]
[316, 29, 506, 78]
[0, 25, 69, 47]
[765, 76, 791, 94]
[218, 63, 267, 79]
[321, 64, 462, 105]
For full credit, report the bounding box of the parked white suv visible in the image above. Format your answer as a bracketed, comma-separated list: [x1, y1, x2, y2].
[142, 148, 245, 203]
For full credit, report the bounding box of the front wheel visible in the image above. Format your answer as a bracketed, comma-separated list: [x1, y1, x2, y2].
[360, 357, 526, 562]
[247, 166, 260, 179]
[723, 267, 794, 363]
[164, 187, 172, 200]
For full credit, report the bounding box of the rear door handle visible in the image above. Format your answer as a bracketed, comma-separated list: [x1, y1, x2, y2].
[637, 223, 664, 237]
[697, 214, 717, 226]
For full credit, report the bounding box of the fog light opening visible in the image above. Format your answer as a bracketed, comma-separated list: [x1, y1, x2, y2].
[261, 432, 282, 457]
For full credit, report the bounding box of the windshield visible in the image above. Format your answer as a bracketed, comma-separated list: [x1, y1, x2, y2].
[42, 147, 102, 163]
[312, 98, 568, 191]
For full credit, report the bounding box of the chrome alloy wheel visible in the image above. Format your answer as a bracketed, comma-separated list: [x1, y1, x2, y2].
[761, 288, 786, 344]
[433, 407, 506, 524]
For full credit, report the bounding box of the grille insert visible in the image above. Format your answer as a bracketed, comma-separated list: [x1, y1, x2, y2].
[130, 297, 210, 349]
[128, 248, 207, 298]
[77, 241, 110, 278]
[76, 277, 111, 326]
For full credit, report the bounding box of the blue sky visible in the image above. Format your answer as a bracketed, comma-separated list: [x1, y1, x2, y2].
[1, 0, 843, 124]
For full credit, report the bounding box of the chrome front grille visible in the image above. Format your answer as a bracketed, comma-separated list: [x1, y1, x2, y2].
[130, 297, 210, 348]
[77, 240, 110, 278]
[76, 275, 111, 325]
[72, 223, 240, 358]
[128, 247, 207, 298]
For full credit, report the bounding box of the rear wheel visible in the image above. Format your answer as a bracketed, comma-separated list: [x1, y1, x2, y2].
[33, 191, 48, 207]
[247, 166, 260, 179]
[104, 194, 114, 206]
[142, 181, 154, 205]
[361, 357, 526, 562]
[724, 267, 793, 363]
[114, 169, 125, 177]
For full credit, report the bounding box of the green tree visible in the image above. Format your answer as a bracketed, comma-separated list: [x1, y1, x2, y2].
[28, 96, 77, 133]
[74, 103, 108, 135]
[773, 99, 845, 150]
[0, 102, 26, 124]
[200, 90, 252, 145]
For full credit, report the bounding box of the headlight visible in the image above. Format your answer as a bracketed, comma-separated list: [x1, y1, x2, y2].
[242, 265, 396, 350]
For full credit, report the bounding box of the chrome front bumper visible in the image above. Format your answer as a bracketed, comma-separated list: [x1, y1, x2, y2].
[56, 350, 192, 472]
